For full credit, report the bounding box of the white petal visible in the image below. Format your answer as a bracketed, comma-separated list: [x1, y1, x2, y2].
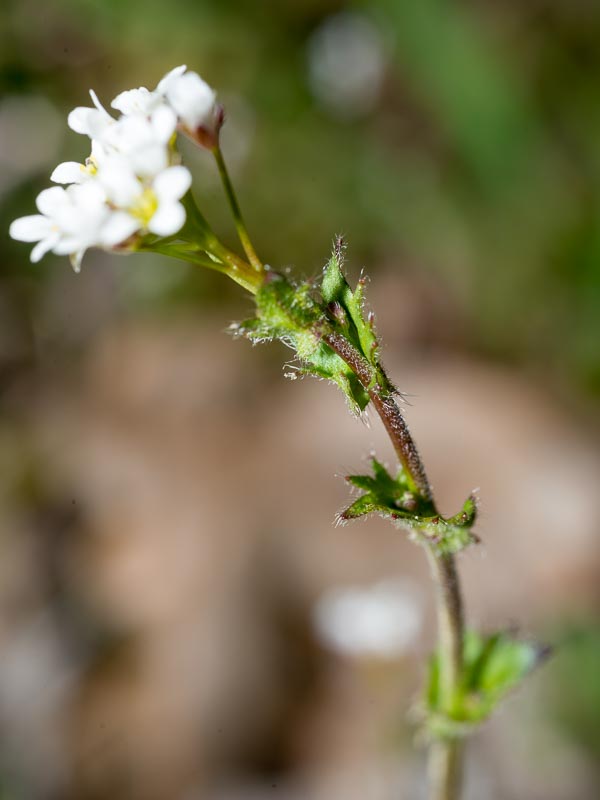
[68, 107, 113, 139]
[36, 186, 68, 216]
[148, 201, 185, 235]
[53, 236, 88, 255]
[153, 166, 192, 202]
[99, 212, 140, 246]
[68, 107, 92, 134]
[9, 215, 54, 242]
[156, 64, 187, 95]
[111, 87, 151, 115]
[129, 145, 168, 178]
[51, 161, 87, 184]
[98, 162, 140, 206]
[150, 105, 177, 142]
[165, 72, 216, 129]
[89, 89, 110, 116]
[90, 139, 107, 161]
[68, 180, 107, 210]
[31, 232, 60, 263]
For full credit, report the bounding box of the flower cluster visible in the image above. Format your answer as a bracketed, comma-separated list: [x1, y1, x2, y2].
[9, 66, 221, 271]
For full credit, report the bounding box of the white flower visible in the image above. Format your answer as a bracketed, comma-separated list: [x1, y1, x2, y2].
[111, 64, 187, 117]
[11, 68, 201, 270]
[9, 183, 138, 271]
[99, 106, 177, 177]
[99, 162, 192, 236]
[67, 95, 177, 180]
[313, 579, 423, 659]
[67, 75, 178, 178]
[161, 70, 219, 134]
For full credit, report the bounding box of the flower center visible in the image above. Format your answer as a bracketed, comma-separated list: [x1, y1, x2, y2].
[83, 156, 98, 176]
[129, 188, 158, 226]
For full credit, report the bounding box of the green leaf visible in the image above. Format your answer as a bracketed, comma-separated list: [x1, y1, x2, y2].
[234, 272, 371, 414]
[320, 243, 386, 383]
[298, 339, 371, 413]
[339, 457, 477, 555]
[424, 630, 547, 739]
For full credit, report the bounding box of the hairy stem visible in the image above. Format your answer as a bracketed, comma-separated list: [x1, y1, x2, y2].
[323, 328, 464, 800]
[426, 549, 465, 712]
[322, 331, 431, 499]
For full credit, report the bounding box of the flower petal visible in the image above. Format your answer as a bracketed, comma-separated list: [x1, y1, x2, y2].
[51, 161, 87, 184]
[68, 107, 113, 139]
[153, 166, 192, 202]
[53, 236, 86, 255]
[35, 186, 68, 216]
[67, 107, 91, 134]
[99, 212, 140, 246]
[31, 232, 60, 263]
[98, 161, 141, 206]
[9, 215, 54, 242]
[111, 87, 151, 115]
[148, 201, 185, 236]
[89, 89, 110, 116]
[165, 72, 216, 130]
[156, 64, 187, 95]
[150, 105, 177, 143]
[68, 180, 107, 210]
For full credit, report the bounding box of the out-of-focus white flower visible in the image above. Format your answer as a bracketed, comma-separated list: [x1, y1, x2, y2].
[308, 12, 386, 118]
[9, 183, 139, 271]
[313, 578, 423, 659]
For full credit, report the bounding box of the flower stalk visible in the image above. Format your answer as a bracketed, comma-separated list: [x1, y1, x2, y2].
[212, 143, 263, 273]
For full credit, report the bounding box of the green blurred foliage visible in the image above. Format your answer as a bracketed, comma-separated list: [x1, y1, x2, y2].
[545, 624, 600, 760]
[1, 0, 600, 394]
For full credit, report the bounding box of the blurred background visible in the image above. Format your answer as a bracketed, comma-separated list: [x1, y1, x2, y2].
[1, 1, 599, 798]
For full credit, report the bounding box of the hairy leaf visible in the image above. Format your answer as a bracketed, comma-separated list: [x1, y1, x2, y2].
[339, 457, 477, 556]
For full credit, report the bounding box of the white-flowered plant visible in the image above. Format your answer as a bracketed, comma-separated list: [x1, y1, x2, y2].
[8, 66, 545, 800]
[9, 65, 224, 273]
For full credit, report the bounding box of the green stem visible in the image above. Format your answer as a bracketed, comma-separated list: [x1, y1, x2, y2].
[138, 242, 261, 295]
[428, 738, 463, 800]
[212, 144, 263, 272]
[426, 548, 465, 715]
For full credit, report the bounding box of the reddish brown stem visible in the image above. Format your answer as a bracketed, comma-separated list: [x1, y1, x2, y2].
[322, 327, 465, 800]
[323, 330, 431, 500]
